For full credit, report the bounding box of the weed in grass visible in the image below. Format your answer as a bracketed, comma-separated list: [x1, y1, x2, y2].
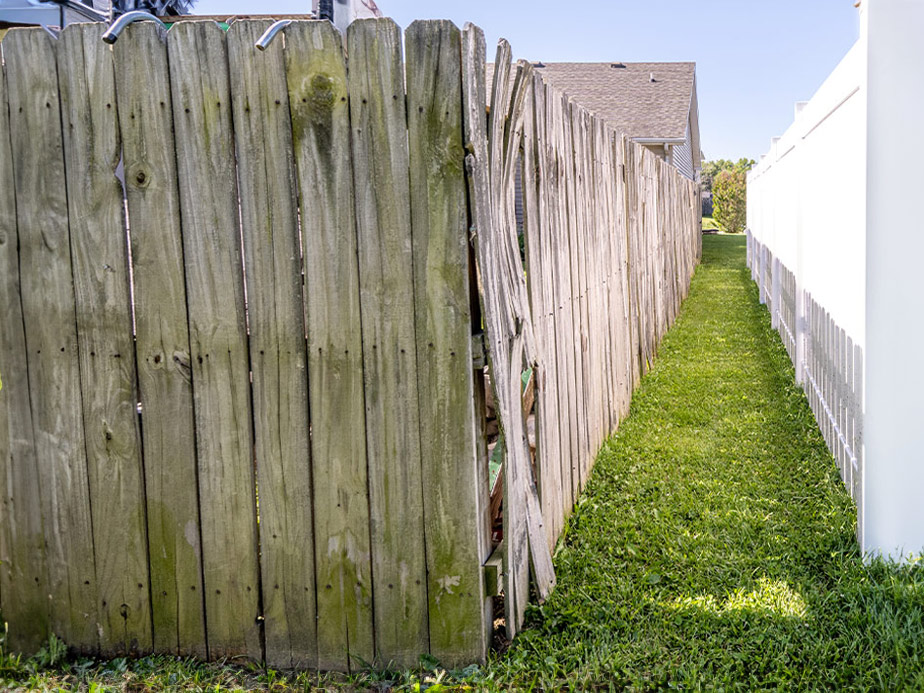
[3, 236, 924, 690]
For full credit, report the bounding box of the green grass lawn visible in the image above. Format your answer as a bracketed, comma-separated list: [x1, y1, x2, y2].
[4, 236, 924, 691]
[701, 215, 720, 231]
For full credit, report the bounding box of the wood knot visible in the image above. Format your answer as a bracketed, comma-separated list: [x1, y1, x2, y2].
[128, 163, 151, 190]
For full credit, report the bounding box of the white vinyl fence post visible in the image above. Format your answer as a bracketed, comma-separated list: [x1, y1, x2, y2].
[864, 0, 924, 560]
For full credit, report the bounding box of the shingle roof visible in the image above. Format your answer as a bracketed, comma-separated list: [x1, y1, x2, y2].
[487, 61, 696, 141]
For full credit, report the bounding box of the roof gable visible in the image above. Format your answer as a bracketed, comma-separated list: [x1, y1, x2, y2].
[488, 61, 696, 141]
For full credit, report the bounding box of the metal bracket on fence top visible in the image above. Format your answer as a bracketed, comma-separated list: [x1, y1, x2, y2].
[101, 11, 167, 43]
[255, 19, 292, 50]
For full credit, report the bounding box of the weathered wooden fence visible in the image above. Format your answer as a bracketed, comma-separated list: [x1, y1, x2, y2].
[472, 42, 701, 635]
[0, 17, 699, 669]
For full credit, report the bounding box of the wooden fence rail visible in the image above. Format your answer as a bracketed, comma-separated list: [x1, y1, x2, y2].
[0, 17, 699, 669]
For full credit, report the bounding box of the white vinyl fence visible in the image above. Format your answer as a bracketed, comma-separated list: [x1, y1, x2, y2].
[747, 0, 924, 561]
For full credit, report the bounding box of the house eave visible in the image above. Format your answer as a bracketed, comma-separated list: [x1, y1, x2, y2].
[631, 137, 686, 145]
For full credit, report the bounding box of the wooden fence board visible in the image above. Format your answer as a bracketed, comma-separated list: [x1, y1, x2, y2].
[57, 23, 151, 655]
[624, 140, 642, 387]
[568, 103, 587, 475]
[227, 20, 316, 669]
[572, 105, 594, 479]
[113, 21, 206, 657]
[465, 32, 529, 639]
[524, 71, 564, 548]
[0, 35, 47, 654]
[556, 94, 581, 504]
[347, 18, 428, 666]
[167, 20, 261, 660]
[461, 23, 499, 655]
[405, 20, 487, 666]
[284, 19, 374, 673]
[613, 134, 633, 416]
[547, 89, 575, 519]
[4, 26, 98, 651]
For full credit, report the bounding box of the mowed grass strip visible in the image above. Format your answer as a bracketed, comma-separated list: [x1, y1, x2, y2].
[489, 235, 924, 690]
[4, 235, 924, 691]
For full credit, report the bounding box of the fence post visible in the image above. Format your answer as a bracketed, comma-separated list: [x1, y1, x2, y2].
[864, 0, 924, 559]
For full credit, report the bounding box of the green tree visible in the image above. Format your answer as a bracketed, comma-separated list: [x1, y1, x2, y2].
[702, 158, 755, 193]
[712, 168, 748, 233]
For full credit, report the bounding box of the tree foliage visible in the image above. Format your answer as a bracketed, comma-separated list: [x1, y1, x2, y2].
[712, 168, 748, 234]
[702, 158, 755, 193]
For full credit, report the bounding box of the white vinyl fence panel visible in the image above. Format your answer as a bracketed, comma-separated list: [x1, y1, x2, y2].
[747, 0, 924, 561]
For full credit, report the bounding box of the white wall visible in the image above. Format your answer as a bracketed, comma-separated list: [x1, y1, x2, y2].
[748, 0, 924, 561]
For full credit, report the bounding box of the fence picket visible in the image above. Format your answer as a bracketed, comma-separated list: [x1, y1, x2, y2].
[0, 32, 47, 654]
[284, 19, 375, 673]
[227, 20, 317, 669]
[57, 23, 151, 655]
[405, 19, 488, 666]
[4, 27, 97, 651]
[347, 18, 429, 666]
[524, 71, 565, 547]
[113, 22, 206, 657]
[167, 21, 261, 660]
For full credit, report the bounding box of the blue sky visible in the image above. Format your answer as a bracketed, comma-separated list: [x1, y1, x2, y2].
[193, 0, 860, 162]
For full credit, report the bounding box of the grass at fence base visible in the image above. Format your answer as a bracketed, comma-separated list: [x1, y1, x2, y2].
[4, 234, 924, 690]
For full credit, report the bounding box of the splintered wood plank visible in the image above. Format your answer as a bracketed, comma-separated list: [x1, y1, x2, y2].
[465, 35, 554, 639]
[57, 23, 151, 656]
[406, 20, 487, 666]
[167, 20, 261, 661]
[284, 19, 373, 673]
[227, 20, 316, 670]
[112, 21, 206, 657]
[346, 18, 428, 667]
[0, 36, 47, 654]
[463, 29, 528, 638]
[489, 40, 531, 637]
[4, 27, 97, 652]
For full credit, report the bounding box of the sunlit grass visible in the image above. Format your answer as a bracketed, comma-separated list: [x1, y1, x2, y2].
[664, 577, 808, 620]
